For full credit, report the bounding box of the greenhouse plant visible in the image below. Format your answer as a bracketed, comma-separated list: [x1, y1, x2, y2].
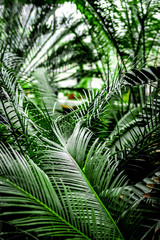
[0, 0, 160, 239]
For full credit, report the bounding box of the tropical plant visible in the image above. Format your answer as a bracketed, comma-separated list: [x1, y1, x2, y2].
[1, 46, 160, 240]
[0, 0, 103, 98]
[0, 0, 160, 240]
[54, 0, 159, 73]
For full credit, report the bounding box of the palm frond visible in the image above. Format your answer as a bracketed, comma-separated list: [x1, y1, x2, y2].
[0, 134, 126, 240]
[0, 66, 58, 158]
[40, 122, 140, 239]
[0, 144, 89, 239]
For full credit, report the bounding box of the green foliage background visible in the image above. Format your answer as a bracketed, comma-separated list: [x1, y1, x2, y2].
[0, 0, 160, 239]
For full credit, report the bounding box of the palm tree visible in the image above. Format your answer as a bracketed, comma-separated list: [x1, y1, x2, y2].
[0, 1, 160, 240]
[54, 0, 159, 71]
[0, 0, 103, 99]
[1, 42, 160, 240]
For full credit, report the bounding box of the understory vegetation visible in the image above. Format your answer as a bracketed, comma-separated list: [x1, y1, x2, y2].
[0, 0, 160, 239]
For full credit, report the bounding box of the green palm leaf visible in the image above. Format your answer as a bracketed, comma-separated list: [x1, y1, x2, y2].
[0, 136, 125, 240]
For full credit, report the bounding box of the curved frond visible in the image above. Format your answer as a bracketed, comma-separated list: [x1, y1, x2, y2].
[0, 135, 125, 240]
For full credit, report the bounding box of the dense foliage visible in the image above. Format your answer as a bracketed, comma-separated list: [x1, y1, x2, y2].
[0, 0, 160, 239]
